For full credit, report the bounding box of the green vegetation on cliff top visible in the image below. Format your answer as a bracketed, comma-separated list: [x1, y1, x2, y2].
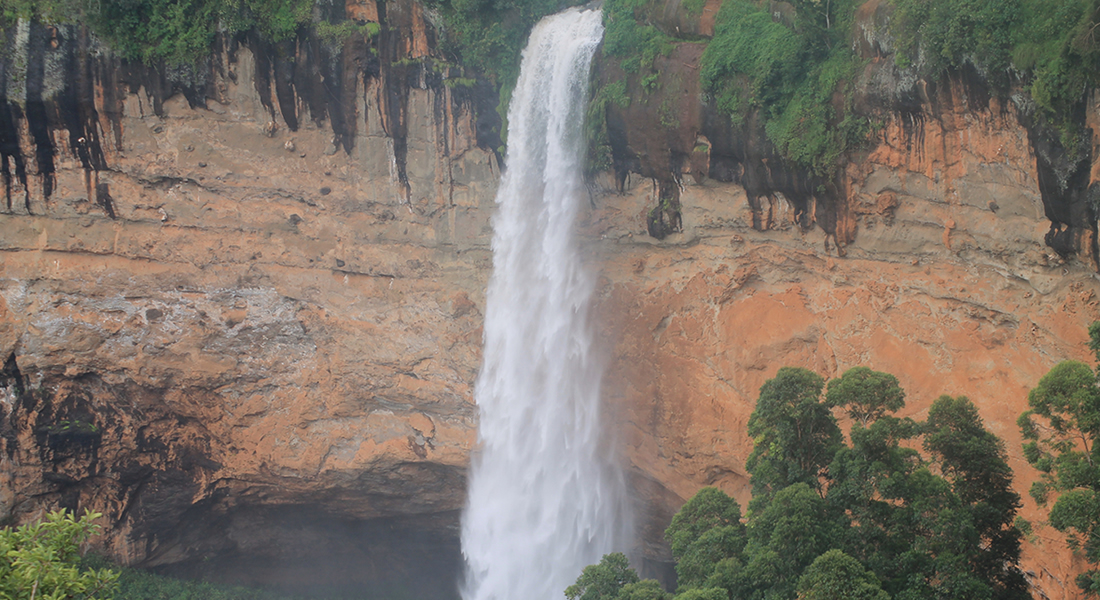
[892, 0, 1100, 155]
[2, 0, 1100, 171]
[594, 0, 1100, 176]
[698, 0, 866, 176]
[0, 0, 319, 64]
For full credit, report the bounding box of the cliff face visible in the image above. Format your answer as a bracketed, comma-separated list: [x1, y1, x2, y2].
[0, 5, 495, 596]
[0, 0, 1099, 598]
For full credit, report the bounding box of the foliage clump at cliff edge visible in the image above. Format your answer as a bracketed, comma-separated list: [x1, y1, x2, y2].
[0, 0, 321, 65]
[892, 0, 1100, 155]
[699, 0, 867, 176]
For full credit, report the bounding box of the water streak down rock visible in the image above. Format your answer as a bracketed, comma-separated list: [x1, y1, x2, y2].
[460, 9, 632, 600]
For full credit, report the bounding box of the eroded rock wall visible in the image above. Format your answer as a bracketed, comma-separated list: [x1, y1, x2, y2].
[0, 3, 496, 596]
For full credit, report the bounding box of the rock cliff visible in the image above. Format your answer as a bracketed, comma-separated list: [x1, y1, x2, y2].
[0, 0, 1098, 598]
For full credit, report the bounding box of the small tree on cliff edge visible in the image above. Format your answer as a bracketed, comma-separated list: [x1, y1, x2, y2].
[1020, 322, 1100, 594]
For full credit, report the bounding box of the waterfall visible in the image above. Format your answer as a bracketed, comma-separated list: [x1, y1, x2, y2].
[460, 7, 630, 600]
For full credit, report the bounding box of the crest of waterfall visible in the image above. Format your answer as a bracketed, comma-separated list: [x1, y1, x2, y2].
[459, 7, 632, 600]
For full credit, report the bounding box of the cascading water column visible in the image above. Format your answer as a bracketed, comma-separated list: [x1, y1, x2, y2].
[460, 7, 630, 600]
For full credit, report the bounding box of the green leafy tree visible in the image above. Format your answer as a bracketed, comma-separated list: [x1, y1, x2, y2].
[746, 367, 842, 498]
[1020, 360, 1100, 502]
[671, 588, 726, 600]
[665, 487, 744, 561]
[663, 487, 745, 592]
[618, 579, 671, 600]
[825, 368, 905, 427]
[825, 402, 920, 593]
[795, 549, 889, 600]
[566, 553, 640, 600]
[924, 395, 1028, 600]
[1019, 322, 1100, 594]
[674, 526, 745, 591]
[0, 510, 118, 600]
[739, 483, 843, 600]
[573, 366, 1028, 600]
[566, 554, 671, 600]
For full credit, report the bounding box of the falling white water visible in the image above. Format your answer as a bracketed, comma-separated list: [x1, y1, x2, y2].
[460, 7, 630, 600]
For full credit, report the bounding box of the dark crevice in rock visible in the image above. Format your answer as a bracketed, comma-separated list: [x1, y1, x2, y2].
[61, 28, 110, 172]
[250, 35, 278, 124]
[1018, 102, 1099, 266]
[647, 179, 682, 239]
[94, 180, 116, 218]
[1, 353, 25, 398]
[274, 41, 300, 131]
[23, 23, 55, 202]
[470, 79, 504, 164]
[0, 102, 28, 211]
[377, 11, 412, 201]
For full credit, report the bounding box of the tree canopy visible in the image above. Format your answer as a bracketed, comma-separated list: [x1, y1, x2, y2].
[571, 365, 1028, 600]
[745, 367, 841, 498]
[1020, 322, 1100, 594]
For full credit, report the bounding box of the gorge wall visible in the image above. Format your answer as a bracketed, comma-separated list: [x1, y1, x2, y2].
[0, 1, 1098, 599]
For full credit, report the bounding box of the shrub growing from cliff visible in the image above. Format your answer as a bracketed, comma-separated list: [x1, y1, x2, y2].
[0, 0, 320, 64]
[0, 509, 118, 599]
[0, 0, 387, 65]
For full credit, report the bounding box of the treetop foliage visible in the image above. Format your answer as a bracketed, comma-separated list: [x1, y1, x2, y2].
[566, 553, 642, 600]
[796, 549, 889, 600]
[745, 367, 840, 497]
[665, 487, 744, 561]
[825, 367, 905, 427]
[1020, 322, 1100, 595]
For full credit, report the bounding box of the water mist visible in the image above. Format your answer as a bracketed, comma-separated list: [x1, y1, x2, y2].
[459, 7, 632, 600]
